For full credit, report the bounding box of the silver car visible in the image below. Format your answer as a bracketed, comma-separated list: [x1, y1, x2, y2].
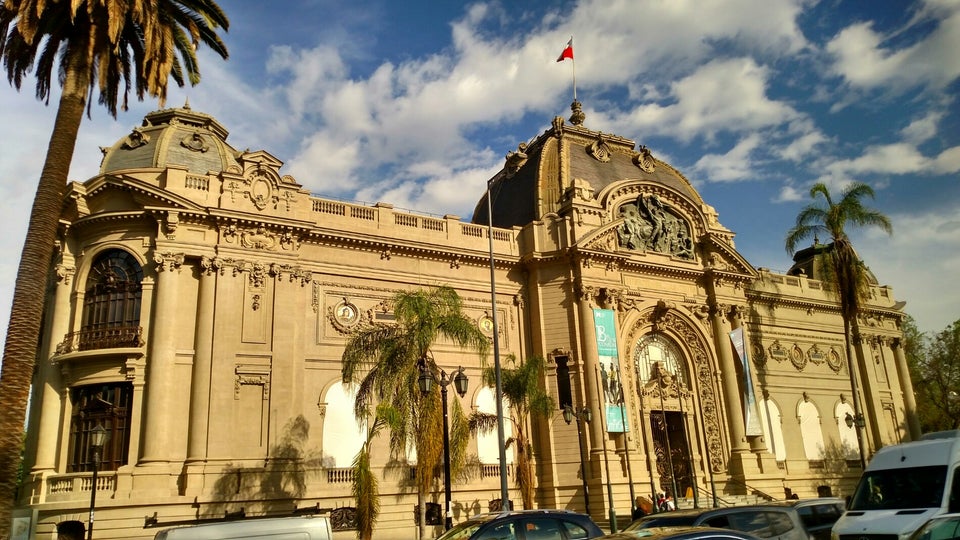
[626, 503, 812, 540]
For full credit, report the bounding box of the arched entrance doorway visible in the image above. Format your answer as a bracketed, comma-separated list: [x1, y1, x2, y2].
[634, 333, 697, 502]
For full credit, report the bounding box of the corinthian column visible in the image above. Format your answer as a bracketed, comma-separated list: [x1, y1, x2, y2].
[30, 264, 75, 473]
[892, 337, 921, 440]
[576, 282, 603, 447]
[187, 257, 217, 463]
[140, 252, 184, 464]
[710, 305, 755, 476]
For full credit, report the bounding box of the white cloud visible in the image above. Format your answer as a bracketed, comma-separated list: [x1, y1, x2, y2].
[856, 209, 960, 333]
[693, 134, 763, 182]
[623, 58, 802, 142]
[826, 4, 960, 92]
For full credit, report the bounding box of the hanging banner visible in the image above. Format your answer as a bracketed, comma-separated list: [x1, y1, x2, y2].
[593, 308, 627, 432]
[729, 327, 763, 436]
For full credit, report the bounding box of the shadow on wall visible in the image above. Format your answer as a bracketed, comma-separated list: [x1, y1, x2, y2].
[204, 415, 327, 517]
[807, 440, 862, 498]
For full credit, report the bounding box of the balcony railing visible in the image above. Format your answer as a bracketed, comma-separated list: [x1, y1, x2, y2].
[57, 326, 143, 354]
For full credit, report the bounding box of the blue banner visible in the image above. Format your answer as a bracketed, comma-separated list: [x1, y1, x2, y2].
[593, 308, 627, 432]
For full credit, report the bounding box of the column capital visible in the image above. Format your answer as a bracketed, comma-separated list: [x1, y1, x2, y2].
[154, 252, 184, 273]
[55, 264, 75, 285]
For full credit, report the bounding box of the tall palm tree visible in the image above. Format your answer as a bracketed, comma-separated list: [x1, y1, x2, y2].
[472, 354, 555, 509]
[0, 1, 228, 531]
[785, 181, 892, 467]
[341, 286, 489, 540]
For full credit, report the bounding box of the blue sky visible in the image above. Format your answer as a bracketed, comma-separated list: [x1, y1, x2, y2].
[0, 0, 958, 346]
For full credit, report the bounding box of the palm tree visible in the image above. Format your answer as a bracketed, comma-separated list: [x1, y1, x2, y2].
[0, 1, 228, 531]
[472, 354, 555, 509]
[341, 286, 489, 539]
[785, 181, 892, 467]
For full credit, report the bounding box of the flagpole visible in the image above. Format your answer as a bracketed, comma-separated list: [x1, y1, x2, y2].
[570, 36, 577, 101]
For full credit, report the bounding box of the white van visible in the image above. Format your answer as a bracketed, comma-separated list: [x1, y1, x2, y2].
[152, 515, 333, 540]
[831, 431, 960, 540]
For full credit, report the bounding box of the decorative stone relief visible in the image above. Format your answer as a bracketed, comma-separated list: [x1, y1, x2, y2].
[241, 226, 278, 250]
[789, 344, 807, 371]
[617, 194, 695, 259]
[505, 142, 528, 174]
[752, 342, 766, 369]
[180, 132, 210, 153]
[633, 145, 656, 173]
[583, 228, 620, 253]
[164, 211, 179, 239]
[55, 264, 75, 285]
[154, 252, 184, 272]
[587, 136, 612, 162]
[328, 298, 361, 334]
[827, 348, 843, 373]
[478, 314, 495, 336]
[269, 263, 312, 286]
[768, 340, 788, 362]
[235, 364, 270, 400]
[807, 344, 826, 366]
[122, 127, 150, 149]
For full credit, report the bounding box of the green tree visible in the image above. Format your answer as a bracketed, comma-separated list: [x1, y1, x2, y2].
[472, 354, 555, 509]
[0, 1, 228, 531]
[785, 181, 892, 467]
[341, 286, 488, 539]
[910, 319, 960, 432]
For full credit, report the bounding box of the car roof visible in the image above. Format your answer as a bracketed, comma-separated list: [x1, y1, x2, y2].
[602, 526, 762, 540]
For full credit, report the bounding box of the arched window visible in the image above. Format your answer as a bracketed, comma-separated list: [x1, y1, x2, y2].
[320, 383, 365, 468]
[798, 400, 826, 462]
[68, 383, 133, 472]
[633, 334, 686, 384]
[835, 402, 859, 459]
[759, 398, 787, 461]
[476, 386, 514, 471]
[79, 249, 143, 350]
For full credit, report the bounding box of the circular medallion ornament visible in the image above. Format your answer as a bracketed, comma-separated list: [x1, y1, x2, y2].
[334, 301, 359, 326]
[479, 316, 495, 335]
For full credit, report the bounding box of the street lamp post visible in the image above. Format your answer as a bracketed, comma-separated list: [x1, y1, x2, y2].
[87, 423, 108, 540]
[419, 366, 469, 530]
[486, 178, 510, 509]
[563, 405, 593, 515]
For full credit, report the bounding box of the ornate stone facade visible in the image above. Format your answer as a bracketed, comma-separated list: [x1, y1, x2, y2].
[14, 105, 916, 538]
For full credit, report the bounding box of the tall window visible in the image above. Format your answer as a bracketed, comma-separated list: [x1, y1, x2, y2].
[79, 249, 143, 350]
[68, 383, 133, 472]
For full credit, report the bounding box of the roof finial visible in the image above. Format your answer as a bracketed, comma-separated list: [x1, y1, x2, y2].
[570, 100, 585, 126]
[183, 97, 191, 110]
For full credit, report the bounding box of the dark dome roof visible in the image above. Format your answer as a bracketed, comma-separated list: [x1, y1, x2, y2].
[99, 104, 240, 175]
[473, 103, 704, 228]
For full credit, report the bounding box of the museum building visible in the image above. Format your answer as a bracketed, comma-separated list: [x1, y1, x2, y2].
[13, 102, 919, 538]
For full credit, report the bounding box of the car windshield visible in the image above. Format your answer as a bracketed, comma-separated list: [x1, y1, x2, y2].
[849, 465, 947, 510]
[625, 515, 698, 531]
[436, 515, 496, 540]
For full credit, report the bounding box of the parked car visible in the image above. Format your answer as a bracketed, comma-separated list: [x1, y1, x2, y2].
[625, 503, 812, 540]
[152, 515, 332, 539]
[599, 526, 763, 540]
[436, 509, 605, 540]
[783, 498, 845, 540]
[907, 512, 960, 540]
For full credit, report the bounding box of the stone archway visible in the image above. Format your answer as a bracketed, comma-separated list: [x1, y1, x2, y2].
[624, 308, 725, 475]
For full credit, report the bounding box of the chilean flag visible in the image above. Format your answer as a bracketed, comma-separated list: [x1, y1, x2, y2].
[556, 38, 573, 62]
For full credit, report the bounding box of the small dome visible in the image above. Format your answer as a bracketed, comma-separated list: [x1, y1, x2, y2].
[99, 104, 240, 175]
